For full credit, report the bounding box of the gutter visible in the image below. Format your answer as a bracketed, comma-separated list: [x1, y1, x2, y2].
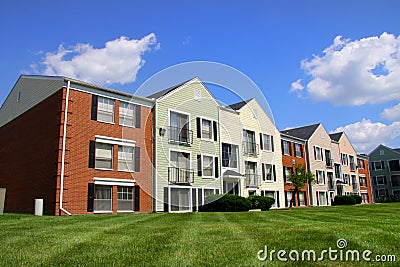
[59, 81, 72, 216]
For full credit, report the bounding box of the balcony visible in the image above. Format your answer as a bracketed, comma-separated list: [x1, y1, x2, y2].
[168, 126, 193, 145]
[245, 174, 261, 188]
[328, 180, 335, 191]
[326, 159, 333, 168]
[168, 167, 194, 184]
[350, 163, 357, 172]
[243, 141, 259, 156]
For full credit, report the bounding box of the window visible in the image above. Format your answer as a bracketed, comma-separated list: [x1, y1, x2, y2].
[343, 174, 350, 185]
[373, 161, 384, 170]
[285, 191, 293, 207]
[222, 143, 238, 169]
[349, 155, 356, 171]
[282, 140, 291, 155]
[391, 175, 400, 187]
[94, 185, 112, 212]
[283, 167, 293, 183]
[341, 153, 348, 166]
[245, 161, 259, 187]
[262, 190, 278, 208]
[388, 160, 400, 171]
[327, 172, 334, 190]
[361, 193, 369, 204]
[202, 155, 214, 178]
[170, 187, 191, 212]
[376, 176, 386, 185]
[380, 150, 384, 156]
[95, 143, 113, 169]
[97, 97, 115, 123]
[261, 134, 273, 151]
[334, 163, 342, 179]
[298, 191, 306, 206]
[314, 146, 323, 161]
[325, 150, 333, 167]
[243, 130, 257, 155]
[294, 143, 302, 158]
[202, 188, 216, 205]
[169, 111, 191, 144]
[377, 189, 386, 197]
[317, 191, 328, 206]
[316, 170, 325, 185]
[119, 102, 134, 127]
[201, 118, 213, 140]
[118, 146, 134, 171]
[359, 175, 367, 187]
[357, 158, 365, 169]
[262, 164, 275, 182]
[117, 186, 133, 211]
[169, 151, 192, 183]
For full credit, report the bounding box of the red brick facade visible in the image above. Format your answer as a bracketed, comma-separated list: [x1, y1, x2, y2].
[281, 140, 309, 207]
[357, 157, 373, 204]
[0, 85, 153, 215]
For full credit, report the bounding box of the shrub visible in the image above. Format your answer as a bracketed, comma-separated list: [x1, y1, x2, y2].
[200, 194, 251, 212]
[350, 194, 362, 204]
[333, 195, 356, 206]
[248, 195, 275, 211]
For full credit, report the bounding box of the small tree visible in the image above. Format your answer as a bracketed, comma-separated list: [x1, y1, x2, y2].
[287, 163, 315, 208]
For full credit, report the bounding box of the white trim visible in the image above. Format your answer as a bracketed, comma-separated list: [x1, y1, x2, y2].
[221, 142, 240, 171]
[387, 158, 400, 172]
[314, 146, 323, 161]
[118, 100, 136, 128]
[168, 108, 191, 144]
[201, 153, 216, 179]
[316, 169, 326, 185]
[167, 186, 193, 213]
[94, 177, 135, 186]
[95, 135, 136, 147]
[200, 187, 218, 205]
[260, 133, 273, 152]
[199, 116, 215, 142]
[316, 190, 329, 206]
[376, 175, 386, 185]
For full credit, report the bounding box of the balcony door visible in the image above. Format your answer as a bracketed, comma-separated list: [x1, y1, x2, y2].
[243, 130, 256, 155]
[245, 161, 258, 187]
[169, 151, 191, 183]
[170, 111, 190, 143]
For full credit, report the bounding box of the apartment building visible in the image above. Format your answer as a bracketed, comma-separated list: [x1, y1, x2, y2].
[227, 99, 285, 208]
[149, 78, 222, 212]
[357, 154, 373, 203]
[0, 75, 154, 215]
[279, 132, 308, 207]
[369, 144, 400, 202]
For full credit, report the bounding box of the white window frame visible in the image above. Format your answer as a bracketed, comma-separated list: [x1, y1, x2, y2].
[168, 108, 191, 144]
[317, 191, 328, 206]
[261, 133, 273, 152]
[97, 96, 115, 124]
[282, 140, 290, 155]
[298, 191, 306, 206]
[373, 161, 383, 170]
[262, 163, 274, 182]
[168, 186, 192, 213]
[199, 117, 214, 141]
[343, 174, 350, 185]
[221, 143, 239, 170]
[201, 187, 218, 205]
[341, 153, 348, 166]
[94, 185, 113, 213]
[284, 166, 293, 183]
[201, 154, 215, 178]
[117, 186, 134, 212]
[118, 145, 135, 172]
[119, 101, 135, 127]
[262, 190, 278, 208]
[390, 175, 400, 187]
[388, 159, 400, 172]
[285, 191, 293, 207]
[315, 146, 323, 161]
[294, 143, 302, 158]
[169, 149, 193, 183]
[95, 142, 113, 170]
[376, 175, 386, 185]
[359, 175, 367, 187]
[316, 170, 325, 185]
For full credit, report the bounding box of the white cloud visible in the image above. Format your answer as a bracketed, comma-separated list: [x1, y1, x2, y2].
[35, 34, 159, 85]
[291, 32, 400, 106]
[332, 119, 400, 153]
[381, 103, 400, 121]
[290, 79, 304, 92]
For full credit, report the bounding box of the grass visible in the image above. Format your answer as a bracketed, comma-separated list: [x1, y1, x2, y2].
[0, 203, 399, 266]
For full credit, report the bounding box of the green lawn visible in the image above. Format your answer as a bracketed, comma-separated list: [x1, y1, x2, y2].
[0, 203, 399, 266]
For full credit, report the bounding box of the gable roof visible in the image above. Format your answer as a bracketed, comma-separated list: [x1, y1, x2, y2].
[329, 132, 343, 142]
[280, 123, 320, 140]
[394, 148, 400, 154]
[228, 98, 253, 111]
[368, 144, 400, 157]
[147, 78, 193, 99]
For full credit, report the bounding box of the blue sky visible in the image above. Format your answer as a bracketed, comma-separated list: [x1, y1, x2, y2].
[1, 0, 399, 153]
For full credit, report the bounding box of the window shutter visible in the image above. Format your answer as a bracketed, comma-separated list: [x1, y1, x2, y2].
[285, 192, 288, 207]
[88, 140, 96, 168]
[198, 190, 203, 209]
[316, 193, 319, 206]
[261, 191, 265, 196]
[381, 161, 385, 169]
[134, 147, 140, 172]
[281, 141, 285, 155]
[213, 121, 218, 141]
[91, 95, 98, 120]
[192, 188, 197, 212]
[273, 165, 276, 182]
[197, 117, 201, 138]
[271, 136, 274, 152]
[373, 176, 376, 185]
[383, 176, 387, 184]
[216, 189, 220, 194]
[314, 146, 317, 160]
[259, 133, 264, 150]
[87, 183, 95, 212]
[164, 187, 169, 212]
[276, 191, 280, 208]
[134, 185, 140, 211]
[214, 157, 219, 178]
[289, 142, 292, 156]
[262, 164, 265, 181]
[197, 155, 202, 176]
[135, 105, 141, 128]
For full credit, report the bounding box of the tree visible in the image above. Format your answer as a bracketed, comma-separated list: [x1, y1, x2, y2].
[287, 163, 315, 208]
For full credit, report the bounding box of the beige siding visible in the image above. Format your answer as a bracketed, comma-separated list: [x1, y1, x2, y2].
[154, 78, 221, 211]
[0, 76, 64, 127]
[337, 134, 359, 195]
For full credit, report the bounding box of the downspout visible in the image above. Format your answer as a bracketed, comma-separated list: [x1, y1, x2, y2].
[59, 81, 72, 216]
[305, 140, 313, 206]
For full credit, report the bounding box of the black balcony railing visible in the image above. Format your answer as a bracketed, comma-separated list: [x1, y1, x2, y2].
[243, 141, 259, 156]
[326, 159, 333, 168]
[168, 126, 193, 145]
[245, 174, 261, 188]
[168, 167, 194, 184]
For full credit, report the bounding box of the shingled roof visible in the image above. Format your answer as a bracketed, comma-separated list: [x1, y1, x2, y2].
[329, 132, 343, 142]
[280, 123, 320, 140]
[147, 78, 194, 99]
[228, 99, 253, 111]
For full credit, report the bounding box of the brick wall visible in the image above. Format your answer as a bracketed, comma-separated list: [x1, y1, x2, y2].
[0, 90, 63, 215]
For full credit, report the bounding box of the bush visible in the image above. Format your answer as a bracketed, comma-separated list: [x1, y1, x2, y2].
[248, 195, 275, 211]
[200, 194, 251, 212]
[333, 195, 356, 206]
[350, 194, 362, 204]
